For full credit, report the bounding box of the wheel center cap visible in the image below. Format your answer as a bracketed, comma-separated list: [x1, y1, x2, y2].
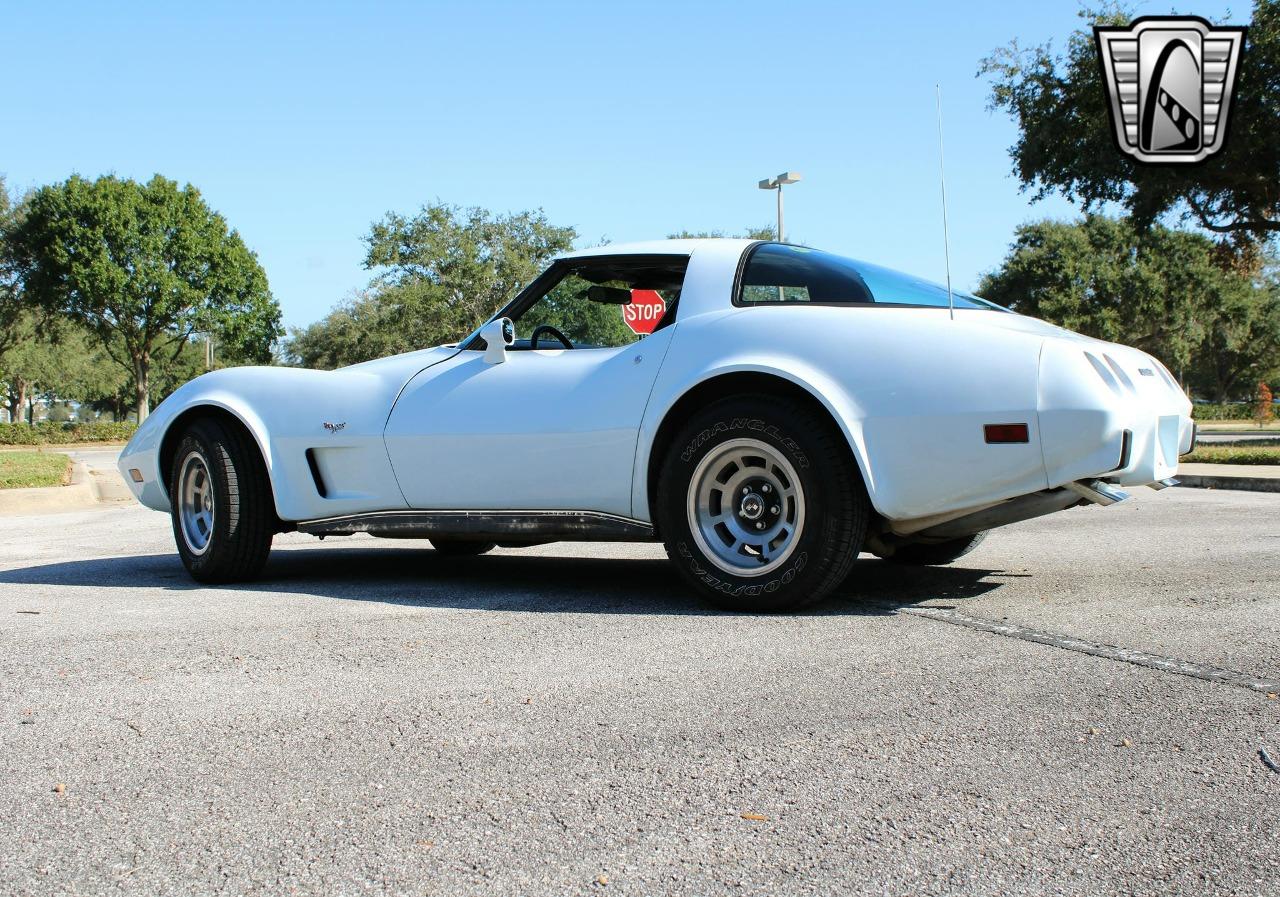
[740, 493, 765, 520]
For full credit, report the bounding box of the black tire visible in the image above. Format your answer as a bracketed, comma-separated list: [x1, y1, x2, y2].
[656, 395, 869, 612]
[168, 417, 274, 583]
[430, 539, 496, 557]
[882, 531, 988, 566]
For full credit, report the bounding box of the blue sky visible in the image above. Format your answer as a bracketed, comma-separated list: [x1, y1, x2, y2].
[6, 0, 1240, 330]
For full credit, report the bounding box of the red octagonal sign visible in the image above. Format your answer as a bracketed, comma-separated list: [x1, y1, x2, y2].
[623, 289, 666, 335]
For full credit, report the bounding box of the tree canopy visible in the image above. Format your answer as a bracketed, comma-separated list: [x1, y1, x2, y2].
[0, 177, 21, 361]
[2, 174, 280, 420]
[288, 203, 576, 368]
[0, 318, 126, 422]
[981, 1, 1280, 248]
[667, 226, 778, 241]
[978, 215, 1280, 401]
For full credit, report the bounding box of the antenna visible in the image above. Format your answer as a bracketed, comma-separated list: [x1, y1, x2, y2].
[935, 83, 955, 322]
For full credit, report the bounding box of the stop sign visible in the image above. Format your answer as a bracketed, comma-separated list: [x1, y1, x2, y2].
[622, 290, 666, 335]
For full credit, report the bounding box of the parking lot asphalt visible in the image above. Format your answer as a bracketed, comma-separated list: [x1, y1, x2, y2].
[2, 488, 1278, 896]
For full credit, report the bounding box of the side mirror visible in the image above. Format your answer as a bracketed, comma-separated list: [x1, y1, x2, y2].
[480, 317, 515, 364]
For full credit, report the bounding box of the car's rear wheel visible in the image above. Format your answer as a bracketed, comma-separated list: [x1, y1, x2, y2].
[881, 531, 988, 566]
[430, 538, 496, 557]
[169, 418, 274, 583]
[656, 395, 868, 612]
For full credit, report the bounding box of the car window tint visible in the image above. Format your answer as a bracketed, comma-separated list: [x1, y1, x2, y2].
[738, 244, 873, 304]
[853, 259, 1004, 310]
[738, 243, 1004, 311]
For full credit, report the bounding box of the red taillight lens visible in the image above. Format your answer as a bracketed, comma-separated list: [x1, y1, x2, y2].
[984, 423, 1029, 444]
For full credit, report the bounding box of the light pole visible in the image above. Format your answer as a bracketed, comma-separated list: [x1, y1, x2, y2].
[757, 171, 801, 242]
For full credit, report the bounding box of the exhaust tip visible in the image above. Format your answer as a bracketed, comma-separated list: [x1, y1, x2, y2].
[1065, 479, 1131, 506]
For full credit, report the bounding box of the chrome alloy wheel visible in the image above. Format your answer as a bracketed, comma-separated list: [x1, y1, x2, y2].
[177, 451, 215, 556]
[686, 437, 806, 576]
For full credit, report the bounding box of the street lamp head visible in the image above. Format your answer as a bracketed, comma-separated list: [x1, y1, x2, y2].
[757, 171, 801, 243]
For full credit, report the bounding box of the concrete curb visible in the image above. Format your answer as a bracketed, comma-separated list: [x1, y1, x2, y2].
[0, 461, 100, 516]
[1175, 474, 1280, 494]
[87, 467, 135, 503]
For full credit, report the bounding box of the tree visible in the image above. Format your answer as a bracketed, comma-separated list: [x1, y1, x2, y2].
[1, 317, 128, 422]
[1257, 381, 1276, 426]
[1189, 264, 1280, 401]
[0, 176, 22, 361]
[981, 1, 1280, 248]
[978, 216, 1280, 401]
[2, 174, 281, 420]
[289, 203, 576, 369]
[0, 313, 41, 423]
[283, 289, 402, 370]
[667, 226, 778, 240]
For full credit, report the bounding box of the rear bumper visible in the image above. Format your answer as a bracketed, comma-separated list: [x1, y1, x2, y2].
[1038, 340, 1193, 488]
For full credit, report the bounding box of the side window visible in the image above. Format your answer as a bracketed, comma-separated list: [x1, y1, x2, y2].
[512, 258, 687, 349]
[738, 243, 874, 305]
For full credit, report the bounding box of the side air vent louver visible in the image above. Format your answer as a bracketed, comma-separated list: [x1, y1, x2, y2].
[1103, 354, 1136, 393]
[1084, 352, 1122, 396]
[305, 449, 328, 498]
[1152, 359, 1180, 392]
[1112, 429, 1133, 471]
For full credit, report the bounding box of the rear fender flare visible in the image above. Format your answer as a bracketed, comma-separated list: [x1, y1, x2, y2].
[633, 360, 877, 523]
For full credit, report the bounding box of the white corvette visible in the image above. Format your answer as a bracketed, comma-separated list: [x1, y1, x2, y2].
[119, 239, 1194, 611]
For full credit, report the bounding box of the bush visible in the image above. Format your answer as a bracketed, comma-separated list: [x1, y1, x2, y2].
[1182, 444, 1280, 465]
[0, 421, 137, 445]
[1190, 403, 1257, 421]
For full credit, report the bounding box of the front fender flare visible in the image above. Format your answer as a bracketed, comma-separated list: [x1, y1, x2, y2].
[126, 388, 281, 517]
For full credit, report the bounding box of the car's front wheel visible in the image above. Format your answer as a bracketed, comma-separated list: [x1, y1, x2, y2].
[656, 395, 868, 612]
[169, 418, 274, 583]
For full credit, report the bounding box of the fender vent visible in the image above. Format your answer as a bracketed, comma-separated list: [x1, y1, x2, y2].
[1112, 429, 1133, 471]
[305, 449, 328, 498]
[1103, 354, 1136, 393]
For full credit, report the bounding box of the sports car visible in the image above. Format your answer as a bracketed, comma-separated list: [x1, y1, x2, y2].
[118, 239, 1194, 611]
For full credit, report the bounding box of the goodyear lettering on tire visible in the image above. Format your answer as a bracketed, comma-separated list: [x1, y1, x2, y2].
[677, 542, 808, 597]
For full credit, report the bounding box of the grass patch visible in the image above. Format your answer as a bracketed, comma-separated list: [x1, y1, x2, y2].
[0, 452, 73, 488]
[1182, 444, 1280, 465]
[1194, 419, 1280, 431]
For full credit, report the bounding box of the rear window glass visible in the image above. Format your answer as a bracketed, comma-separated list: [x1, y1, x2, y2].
[738, 244, 1003, 311]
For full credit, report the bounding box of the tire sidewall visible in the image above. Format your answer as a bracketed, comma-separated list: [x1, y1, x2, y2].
[658, 400, 853, 610]
[886, 530, 988, 566]
[169, 431, 221, 577]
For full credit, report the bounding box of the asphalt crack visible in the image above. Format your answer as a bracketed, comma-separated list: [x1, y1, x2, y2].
[892, 603, 1280, 695]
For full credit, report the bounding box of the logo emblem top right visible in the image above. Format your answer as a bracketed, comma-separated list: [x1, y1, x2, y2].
[1095, 16, 1247, 164]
